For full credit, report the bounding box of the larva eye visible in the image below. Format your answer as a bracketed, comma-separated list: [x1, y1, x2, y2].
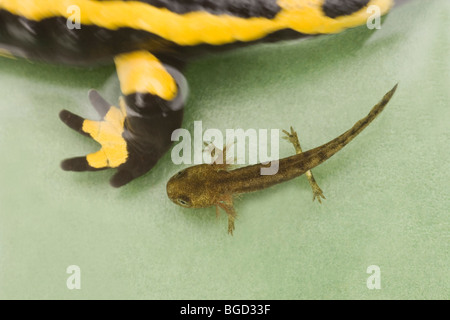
[177, 198, 190, 207]
[175, 170, 186, 178]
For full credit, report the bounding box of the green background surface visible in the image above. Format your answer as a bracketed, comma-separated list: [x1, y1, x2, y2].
[0, 0, 448, 299]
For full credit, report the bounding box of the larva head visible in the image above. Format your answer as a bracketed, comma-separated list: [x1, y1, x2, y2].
[166, 165, 219, 209]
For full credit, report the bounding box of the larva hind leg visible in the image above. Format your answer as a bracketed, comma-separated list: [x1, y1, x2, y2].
[282, 127, 326, 203]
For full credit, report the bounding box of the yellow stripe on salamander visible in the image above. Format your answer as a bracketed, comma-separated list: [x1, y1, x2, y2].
[0, 0, 393, 46]
[82, 99, 128, 168]
[115, 51, 177, 100]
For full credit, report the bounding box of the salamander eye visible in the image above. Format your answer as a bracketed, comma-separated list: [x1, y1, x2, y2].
[177, 198, 190, 207]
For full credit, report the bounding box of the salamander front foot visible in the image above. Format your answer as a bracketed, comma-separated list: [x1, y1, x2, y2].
[59, 90, 163, 187]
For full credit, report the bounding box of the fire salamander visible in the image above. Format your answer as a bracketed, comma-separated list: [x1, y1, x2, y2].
[0, 0, 394, 187]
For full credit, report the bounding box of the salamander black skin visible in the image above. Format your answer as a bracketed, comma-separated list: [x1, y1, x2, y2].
[0, 0, 394, 187]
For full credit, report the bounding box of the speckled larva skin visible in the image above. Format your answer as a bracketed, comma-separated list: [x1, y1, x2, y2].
[167, 85, 398, 234]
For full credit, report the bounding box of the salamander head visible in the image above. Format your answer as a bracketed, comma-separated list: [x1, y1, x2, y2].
[166, 165, 219, 209]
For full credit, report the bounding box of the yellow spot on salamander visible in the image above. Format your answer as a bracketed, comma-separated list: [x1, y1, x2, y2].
[115, 51, 177, 100]
[82, 100, 128, 168]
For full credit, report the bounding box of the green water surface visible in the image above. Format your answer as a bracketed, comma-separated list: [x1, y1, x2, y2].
[0, 0, 448, 299]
